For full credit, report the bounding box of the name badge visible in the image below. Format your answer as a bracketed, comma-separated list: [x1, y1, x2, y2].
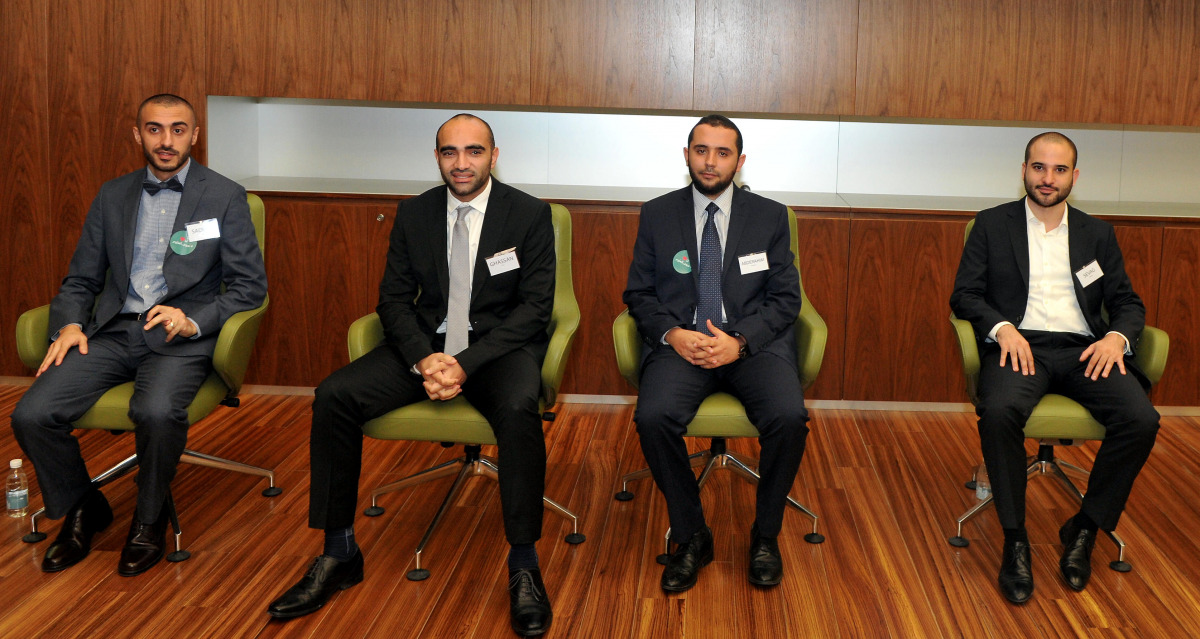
[185, 218, 220, 241]
[486, 247, 520, 275]
[1075, 260, 1103, 287]
[738, 251, 768, 275]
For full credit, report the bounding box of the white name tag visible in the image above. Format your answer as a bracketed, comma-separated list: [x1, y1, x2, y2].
[1075, 260, 1103, 287]
[185, 218, 220, 241]
[486, 248, 520, 275]
[738, 251, 769, 275]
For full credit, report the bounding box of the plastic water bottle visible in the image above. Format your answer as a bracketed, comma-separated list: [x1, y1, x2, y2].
[975, 462, 991, 501]
[7, 459, 29, 518]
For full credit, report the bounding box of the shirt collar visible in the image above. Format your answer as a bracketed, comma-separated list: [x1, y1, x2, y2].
[144, 158, 192, 187]
[1024, 197, 1069, 233]
[447, 176, 493, 216]
[692, 183, 735, 218]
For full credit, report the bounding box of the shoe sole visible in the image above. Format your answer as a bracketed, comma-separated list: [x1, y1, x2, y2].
[267, 573, 364, 620]
[511, 613, 552, 637]
[748, 573, 782, 587]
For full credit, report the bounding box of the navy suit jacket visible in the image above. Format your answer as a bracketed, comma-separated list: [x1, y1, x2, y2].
[623, 185, 802, 366]
[376, 180, 555, 377]
[949, 198, 1147, 384]
[48, 162, 267, 358]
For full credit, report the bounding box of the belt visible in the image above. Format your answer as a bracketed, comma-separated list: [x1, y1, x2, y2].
[114, 312, 148, 321]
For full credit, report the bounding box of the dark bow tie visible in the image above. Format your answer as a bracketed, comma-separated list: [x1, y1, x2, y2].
[143, 177, 183, 195]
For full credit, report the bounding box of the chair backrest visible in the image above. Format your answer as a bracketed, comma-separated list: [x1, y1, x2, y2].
[211, 193, 269, 395]
[541, 203, 580, 405]
[614, 206, 827, 392]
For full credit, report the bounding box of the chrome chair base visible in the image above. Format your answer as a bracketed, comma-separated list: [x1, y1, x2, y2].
[24, 449, 281, 557]
[948, 443, 1130, 572]
[613, 437, 824, 564]
[363, 444, 585, 581]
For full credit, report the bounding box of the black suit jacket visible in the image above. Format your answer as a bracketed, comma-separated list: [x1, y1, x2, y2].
[376, 180, 555, 377]
[48, 162, 267, 358]
[950, 198, 1146, 377]
[623, 185, 802, 365]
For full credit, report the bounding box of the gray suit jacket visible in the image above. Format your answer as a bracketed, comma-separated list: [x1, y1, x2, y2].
[48, 162, 267, 358]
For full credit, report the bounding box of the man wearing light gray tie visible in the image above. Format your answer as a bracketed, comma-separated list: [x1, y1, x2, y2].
[269, 114, 557, 637]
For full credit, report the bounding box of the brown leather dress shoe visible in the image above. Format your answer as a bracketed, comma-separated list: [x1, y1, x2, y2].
[42, 490, 113, 572]
[117, 507, 169, 577]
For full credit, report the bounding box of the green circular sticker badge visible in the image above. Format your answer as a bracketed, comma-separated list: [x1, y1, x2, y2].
[672, 250, 692, 274]
[170, 230, 197, 255]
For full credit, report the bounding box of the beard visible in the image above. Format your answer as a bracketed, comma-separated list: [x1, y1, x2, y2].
[690, 165, 735, 197]
[144, 145, 190, 175]
[1024, 176, 1074, 208]
[442, 169, 489, 199]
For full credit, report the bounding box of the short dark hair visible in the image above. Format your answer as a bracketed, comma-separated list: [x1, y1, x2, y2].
[688, 114, 743, 155]
[137, 94, 195, 125]
[435, 113, 495, 149]
[1025, 131, 1077, 168]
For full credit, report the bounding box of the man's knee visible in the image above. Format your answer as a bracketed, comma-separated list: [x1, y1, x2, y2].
[313, 368, 361, 417]
[128, 397, 188, 430]
[750, 398, 809, 439]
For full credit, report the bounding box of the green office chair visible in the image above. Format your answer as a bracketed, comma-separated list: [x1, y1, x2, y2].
[349, 203, 584, 581]
[947, 218, 1169, 572]
[612, 209, 827, 561]
[16, 193, 277, 561]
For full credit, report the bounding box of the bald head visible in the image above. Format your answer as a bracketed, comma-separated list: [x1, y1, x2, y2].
[1025, 131, 1077, 168]
[435, 113, 495, 150]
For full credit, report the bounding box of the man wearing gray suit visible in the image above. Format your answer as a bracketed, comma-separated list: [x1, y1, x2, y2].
[10, 94, 267, 577]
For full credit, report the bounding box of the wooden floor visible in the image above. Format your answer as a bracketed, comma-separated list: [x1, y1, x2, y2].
[2, 383, 1200, 638]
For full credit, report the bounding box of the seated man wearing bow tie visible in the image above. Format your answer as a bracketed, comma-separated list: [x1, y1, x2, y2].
[10, 93, 267, 577]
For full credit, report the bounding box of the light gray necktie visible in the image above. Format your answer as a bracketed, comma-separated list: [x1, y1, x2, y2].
[444, 204, 472, 355]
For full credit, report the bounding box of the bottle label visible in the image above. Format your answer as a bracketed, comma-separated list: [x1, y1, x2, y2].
[7, 489, 28, 510]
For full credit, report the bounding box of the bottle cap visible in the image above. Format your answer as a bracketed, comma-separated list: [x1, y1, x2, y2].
[9, 459, 21, 469]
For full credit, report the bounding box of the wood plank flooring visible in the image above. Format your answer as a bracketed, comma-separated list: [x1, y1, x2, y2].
[2, 384, 1199, 638]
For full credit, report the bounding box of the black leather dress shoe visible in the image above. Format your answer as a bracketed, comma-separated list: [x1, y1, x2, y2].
[118, 507, 170, 576]
[998, 539, 1034, 604]
[661, 526, 714, 593]
[1059, 520, 1097, 591]
[508, 568, 552, 636]
[268, 551, 365, 619]
[748, 526, 783, 587]
[42, 490, 113, 573]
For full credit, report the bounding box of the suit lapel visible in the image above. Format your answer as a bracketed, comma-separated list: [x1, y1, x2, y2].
[1066, 206, 1089, 305]
[679, 189, 700, 287]
[722, 187, 748, 276]
[120, 173, 143, 279]
[472, 180, 510, 303]
[163, 163, 206, 271]
[433, 187, 451, 300]
[1009, 200, 1030, 290]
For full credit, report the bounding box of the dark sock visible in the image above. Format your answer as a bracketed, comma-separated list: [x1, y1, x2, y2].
[507, 543, 538, 571]
[323, 526, 358, 562]
[1003, 527, 1028, 544]
[1072, 511, 1099, 533]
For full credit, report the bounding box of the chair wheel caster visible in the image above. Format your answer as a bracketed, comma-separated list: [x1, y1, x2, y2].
[804, 533, 825, 544]
[948, 536, 970, 547]
[262, 486, 282, 497]
[614, 491, 634, 501]
[168, 550, 191, 562]
[1110, 560, 1132, 572]
[22, 532, 47, 543]
[565, 533, 585, 544]
[364, 506, 385, 517]
[407, 568, 430, 581]
[656, 553, 670, 566]
[964, 480, 977, 490]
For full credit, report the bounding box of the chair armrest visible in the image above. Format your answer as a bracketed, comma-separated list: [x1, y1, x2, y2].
[950, 314, 981, 404]
[1136, 325, 1169, 387]
[612, 310, 642, 390]
[541, 304, 580, 407]
[16, 305, 51, 370]
[211, 294, 269, 394]
[796, 303, 827, 392]
[348, 313, 385, 362]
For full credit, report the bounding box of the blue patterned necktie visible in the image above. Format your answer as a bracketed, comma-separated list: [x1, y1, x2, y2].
[696, 202, 722, 336]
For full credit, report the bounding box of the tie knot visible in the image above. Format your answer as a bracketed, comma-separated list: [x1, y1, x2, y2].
[143, 176, 183, 195]
[454, 203, 472, 222]
[705, 202, 719, 215]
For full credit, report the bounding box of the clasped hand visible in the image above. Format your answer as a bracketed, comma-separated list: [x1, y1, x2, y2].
[418, 352, 467, 400]
[666, 320, 740, 369]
